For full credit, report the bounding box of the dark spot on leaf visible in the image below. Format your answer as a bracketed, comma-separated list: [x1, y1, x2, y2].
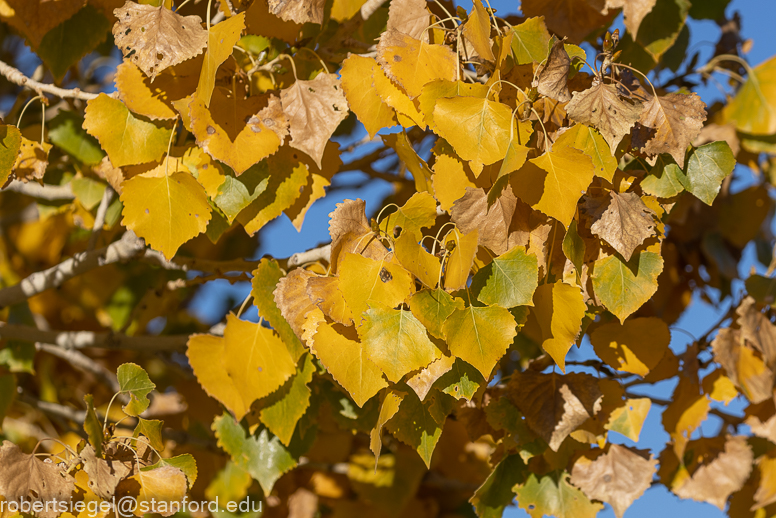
[604, 474, 612, 482]
[393, 55, 401, 62]
[258, 366, 263, 372]
[379, 267, 393, 283]
[207, 125, 216, 135]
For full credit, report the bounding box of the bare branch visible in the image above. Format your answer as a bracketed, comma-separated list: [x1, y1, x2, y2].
[0, 322, 190, 351]
[87, 185, 115, 251]
[0, 58, 99, 101]
[3, 181, 75, 201]
[0, 231, 146, 308]
[140, 248, 258, 273]
[287, 244, 331, 267]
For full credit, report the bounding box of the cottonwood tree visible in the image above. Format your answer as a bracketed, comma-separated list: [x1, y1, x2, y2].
[0, 0, 774, 516]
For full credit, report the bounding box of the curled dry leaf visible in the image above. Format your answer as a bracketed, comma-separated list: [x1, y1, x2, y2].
[81, 444, 132, 500]
[281, 73, 349, 168]
[327, 198, 388, 273]
[508, 371, 603, 451]
[268, 0, 326, 25]
[451, 186, 520, 255]
[570, 444, 657, 518]
[673, 435, 753, 510]
[590, 191, 656, 261]
[0, 441, 76, 518]
[566, 81, 643, 152]
[112, 1, 208, 80]
[386, 0, 431, 40]
[632, 92, 707, 167]
[273, 268, 317, 341]
[536, 39, 571, 102]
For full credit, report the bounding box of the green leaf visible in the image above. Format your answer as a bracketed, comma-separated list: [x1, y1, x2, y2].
[514, 471, 603, 518]
[251, 258, 305, 361]
[205, 461, 252, 504]
[117, 363, 156, 416]
[257, 353, 315, 446]
[470, 454, 528, 518]
[36, 5, 110, 80]
[212, 414, 297, 496]
[134, 418, 164, 451]
[443, 304, 518, 378]
[511, 17, 551, 64]
[83, 94, 173, 168]
[71, 177, 107, 211]
[148, 454, 198, 489]
[680, 141, 736, 205]
[360, 303, 443, 383]
[746, 275, 776, 305]
[433, 358, 484, 400]
[409, 288, 464, 340]
[47, 112, 105, 165]
[0, 124, 23, 186]
[83, 394, 103, 457]
[640, 154, 685, 198]
[0, 374, 16, 432]
[592, 251, 663, 323]
[724, 54, 776, 135]
[617, 0, 689, 68]
[473, 245, 539, 308]
[385, 391, 453, 468]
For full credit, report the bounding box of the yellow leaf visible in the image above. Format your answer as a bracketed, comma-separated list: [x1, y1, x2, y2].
[432, 153, 475, 212]
[662, 378, 710, 457]
[372, 61, 425, 128]
[394, 232, 441, 288]
[702, 369, 738, 405]
[380, 191, 437, 239]
[330, 0, 366, 21]
[461, 0, 495, 61]
[359, 303, 443, 382]
[303, 310, 388, 407]
[12, 137, 51, 183]
[443, 227, 479, 291]
[197, 12, 246, 107]
[341, 55, 398, 138]
[433, 97, 512, 176]
[83, 94, 173, 167]
[418, 79, 489, 131]
[605, 398, 650, 442]
[443, 304, 517, 378]
[115, 59, 199, 120]
[307, 275, 353, 325]
[223, 313, 297, 408]
[187, 333, 249, 420]
[338, 253, 415, 321]
[377, 29, 458, 98]
[120, 159, 212, 259]
[189, 88, 284, 175]
[723, 55, 776, 136]
[511, 144, 596, 228]
[531, 282, 586, 372]
[370, 390, 405, 465]
[590, 317, 670, 376]
[132, 466, 187, 517]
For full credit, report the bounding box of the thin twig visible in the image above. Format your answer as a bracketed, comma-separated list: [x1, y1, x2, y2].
[3, 181, 75, 200]
[87, 186, 115, 251]
[0, 59, 99, 101]
[0, 322, 190, 351]
[35, 343, 120, 393]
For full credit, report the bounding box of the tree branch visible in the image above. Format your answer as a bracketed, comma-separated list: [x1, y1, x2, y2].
[0, 59, 99, 101]
[36, 343, 120, 393]
[140, 249, 258, 273]
[87, 185, 115, 251]
[3, 181, 75, 201]
[0, 231, 146, 308]
[0, 322, 190, 351]
[287, 244, 331, 267]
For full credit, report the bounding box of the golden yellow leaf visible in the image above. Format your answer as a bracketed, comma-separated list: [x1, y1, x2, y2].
[432, 153, 476, 212]
[590, 317, 670, 376]
[371, 62, 426, 128]
[377, 29, 458, 98]
[605, 398, 650, 442]
[443, 227, 479, 291]
[339, 252, 415, 321]
[197, 12, 246, 107]
[370, 390, 406, 465]
[187, 333, 249, 420]
[12, 137, 51, 183]
[394, 232, 442, 288]
[132, 466, 188, 517]
[115, 59, 200, 120]
[443, 304, 517, 378]
[341, 55, 398, 138]
[461, 0, 495, 61]
[531, 282, 586, 372]
[120, 158, 212, 260]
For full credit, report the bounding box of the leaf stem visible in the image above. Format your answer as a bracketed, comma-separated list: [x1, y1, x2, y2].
[296, 47, 330, 73]
[612, 63, 657, 99]
[16, 95, 44, 131]
[206, 0, 213, 32]
[485, 79, 524, 101]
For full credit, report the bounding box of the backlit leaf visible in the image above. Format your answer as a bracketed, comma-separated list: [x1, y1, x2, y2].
[605, 398, 651, 441]
[385, 391, 452, 467]
[510, 16, 551, 64]
[339, 253, 415, 321]
[117, 363, 156, 417]
[592, 251, 663, 323]
[258, 353, 316, 446]
[409, 288, 464, 339]
[370, 390, 405, 465]
[340, 55, 398, 138]
[591, 317, 670, 376]
[378, 30, 458, 98]
[723, 54, 776, 135]
[196, 13, 246, 107]
[473, 245, 539, 308]
[514, 470, 603, 518]
[530, 282, 586, 371]
[443, 304, 517, 378]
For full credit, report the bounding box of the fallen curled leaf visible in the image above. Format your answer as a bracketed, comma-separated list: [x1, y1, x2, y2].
[536, 39, 571, 102]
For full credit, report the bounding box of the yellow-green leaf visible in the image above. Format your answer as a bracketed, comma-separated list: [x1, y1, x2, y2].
[370, 390, 406, 465]
[514, 471, 603, 518]
[409, 288, 465, 339]
[605, 398, 651, 442]
[443, 304, 517, 378]
[554, 123, 617, 182]
[592, 251, 663, 323]
[724, 54, 776, 135]
[83, 94, 173, 167]
[385, 391, 453, 467]
[510, 16, 551, 64]
[0, 124, 23, 186]
[473, 245, 539, 308]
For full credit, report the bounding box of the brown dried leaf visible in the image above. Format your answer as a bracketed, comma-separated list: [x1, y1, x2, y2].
[737, 296, 776, 367]
[112, 1, 208, 80]
[590, 191, 656, 261]
[570, 445, 657, 518]
[306, 275, 353, 325]
[450, 186, 520, 255]
[12, 138, 52, 183]
[712, 327, 775, 404]
[566, 81, 643, 152]
[0, 0, 85, 48]
[80, 444, 132, 500]
[327, 198, 388, 273]
[386, 0, 431, 40]
[605, 0, 656, 38]
[673, 435, 753, 510]
[507, 371, 603, 451]
[0, 441, 76, 518]
[281, 73, 349, 168]
[521, 0, 613, 43]
[537, 39, 571, 103]
[632, 92, 707, 167]
[268, 0, 325, 24]
[273, 268, 317, 341]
